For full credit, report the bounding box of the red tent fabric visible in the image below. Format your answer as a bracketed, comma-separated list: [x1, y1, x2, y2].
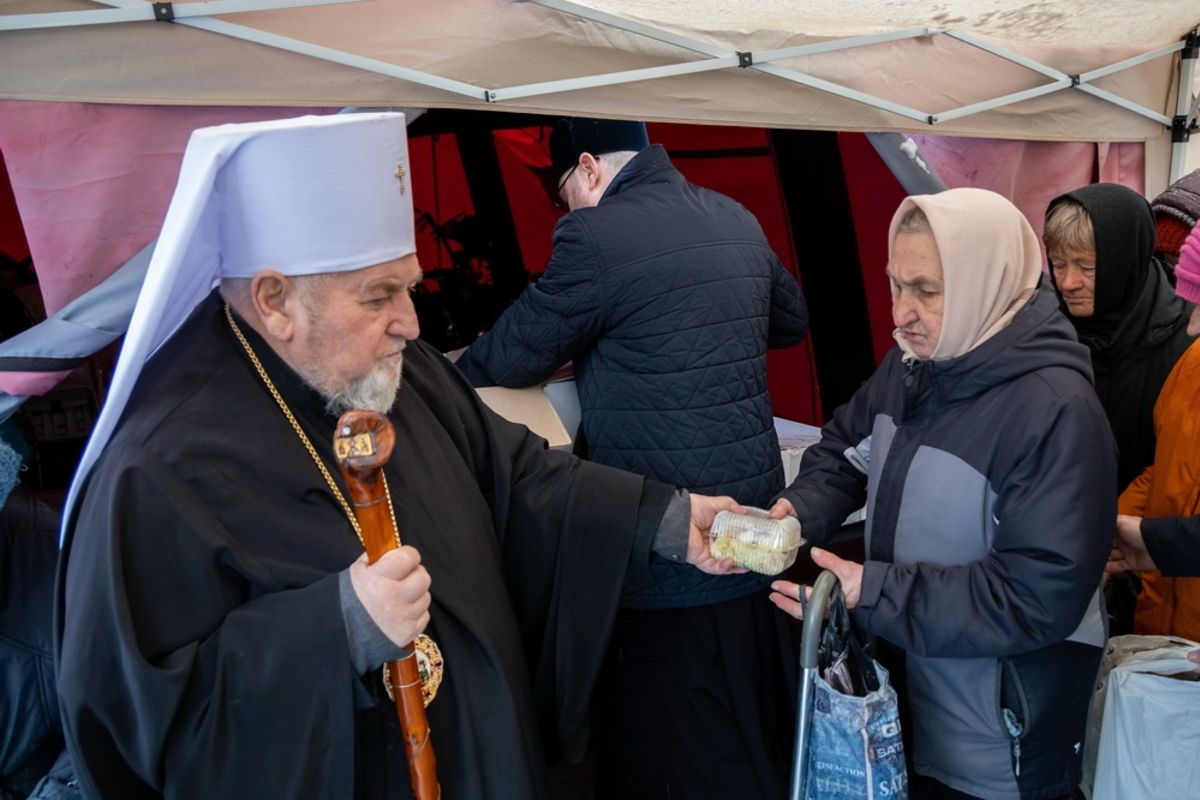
[0, 148, 28, 263]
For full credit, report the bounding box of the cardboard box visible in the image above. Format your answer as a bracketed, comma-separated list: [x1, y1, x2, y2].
[475, 384, 574, 449]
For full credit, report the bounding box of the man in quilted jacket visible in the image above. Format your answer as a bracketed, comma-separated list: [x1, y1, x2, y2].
[457, 117, 808, 799]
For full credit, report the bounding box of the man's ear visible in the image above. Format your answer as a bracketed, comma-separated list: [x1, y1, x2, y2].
[579, 152, 603, 192]
[250, 270, 299, 341]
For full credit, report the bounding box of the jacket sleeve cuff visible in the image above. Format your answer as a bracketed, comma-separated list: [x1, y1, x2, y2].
[856, 559, 887, 610]
[1141, 516, 1194, 578]
[651, 489, 691, 563]
[619, 477, 678, 593]
[338, 569, 409, 675]
[777, 488, 838, 547]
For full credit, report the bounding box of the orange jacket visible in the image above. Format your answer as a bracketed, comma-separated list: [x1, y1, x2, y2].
[1119, 337, 1200, 640]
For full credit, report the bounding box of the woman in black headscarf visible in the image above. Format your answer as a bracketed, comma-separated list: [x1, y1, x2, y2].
[1044, 183, 1194, 492]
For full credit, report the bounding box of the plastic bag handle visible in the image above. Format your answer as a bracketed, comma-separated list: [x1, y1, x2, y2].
[818, 581, 881, 696]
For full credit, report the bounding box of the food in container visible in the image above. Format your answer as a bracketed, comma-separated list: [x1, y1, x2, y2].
[709, 507, 804, 575]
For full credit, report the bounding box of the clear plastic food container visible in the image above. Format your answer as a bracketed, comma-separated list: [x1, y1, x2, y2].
[709, 507, 804, 575]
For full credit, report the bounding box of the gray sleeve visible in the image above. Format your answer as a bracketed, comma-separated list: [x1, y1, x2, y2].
[338, 569, 408, 675]
[651, 489, 691, 563]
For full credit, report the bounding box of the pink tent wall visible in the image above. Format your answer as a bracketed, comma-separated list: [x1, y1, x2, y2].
[0, 102, 328, 316]
[914, 135, 1145, 241]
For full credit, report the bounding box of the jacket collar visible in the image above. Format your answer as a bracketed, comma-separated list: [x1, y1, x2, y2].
[904, 286, 1094, 414]
[599, 145, 680, 202]
[1078, 258, 1191, 366]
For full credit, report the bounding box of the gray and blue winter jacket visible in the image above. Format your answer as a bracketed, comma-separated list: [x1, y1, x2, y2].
[781, 287, 1115, 800]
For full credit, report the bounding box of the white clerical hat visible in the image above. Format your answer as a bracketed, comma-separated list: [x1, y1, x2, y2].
[65, 112, 414, 527]
[214, 114, 415, 278]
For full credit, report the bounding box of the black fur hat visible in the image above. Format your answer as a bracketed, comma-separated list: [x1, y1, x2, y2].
[549, 117, 649, 179]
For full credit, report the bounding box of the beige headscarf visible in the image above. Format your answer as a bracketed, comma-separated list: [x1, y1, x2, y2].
[888, 187, 1043, 361]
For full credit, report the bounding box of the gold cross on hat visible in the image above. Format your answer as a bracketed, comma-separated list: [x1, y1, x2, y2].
[394, 162, 407, 195]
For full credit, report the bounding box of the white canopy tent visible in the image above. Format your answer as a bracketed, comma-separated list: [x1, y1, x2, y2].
[1, 0, 1197, 192]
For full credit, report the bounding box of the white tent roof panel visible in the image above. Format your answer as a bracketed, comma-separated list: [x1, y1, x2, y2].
[0, 0, 1195, 144]
[590, 1, 1198, 48]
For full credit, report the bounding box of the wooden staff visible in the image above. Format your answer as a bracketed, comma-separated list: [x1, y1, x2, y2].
[334, 410, 440, 800]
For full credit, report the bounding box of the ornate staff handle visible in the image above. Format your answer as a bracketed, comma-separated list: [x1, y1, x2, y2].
[334, 410, 440, 800]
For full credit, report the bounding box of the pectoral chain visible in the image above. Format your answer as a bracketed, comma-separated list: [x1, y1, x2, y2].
[225, 304, 440, 706]
[224, 303, 400, 550]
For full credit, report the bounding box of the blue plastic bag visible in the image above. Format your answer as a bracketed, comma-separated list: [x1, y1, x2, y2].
[804, 587, 907, 800]
[806, 662, 907, 799]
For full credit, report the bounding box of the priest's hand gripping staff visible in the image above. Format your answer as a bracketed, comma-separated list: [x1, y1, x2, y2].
[334, 410, 441, 800]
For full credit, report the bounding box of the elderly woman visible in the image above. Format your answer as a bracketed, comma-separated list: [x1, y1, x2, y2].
[1044, 184, 1195, 635]
[1043, 183, 1193, 493]
[770, 189, 1115, 800]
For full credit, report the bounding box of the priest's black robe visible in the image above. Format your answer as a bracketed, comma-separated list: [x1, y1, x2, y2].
[57, 292, 672, 799]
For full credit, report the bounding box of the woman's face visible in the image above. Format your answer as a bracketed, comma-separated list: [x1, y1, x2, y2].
[889, 231, 944, 360]
[1188, 304, 1200, 337]
[1049, 247, 1097, 318]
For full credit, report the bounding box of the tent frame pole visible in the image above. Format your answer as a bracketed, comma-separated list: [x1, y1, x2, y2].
[78, 0, 490, 100]
[0, 0, 362, 31]
[177, 16, 489, 99]
[1168, 30, 1198, 184]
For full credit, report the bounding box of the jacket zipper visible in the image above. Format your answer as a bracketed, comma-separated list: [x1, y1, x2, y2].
[999, 659, 1030, 779]
[1002, 708, 1023, 777]
[869, 358, 926, 564]
[901, 358, 918, 419]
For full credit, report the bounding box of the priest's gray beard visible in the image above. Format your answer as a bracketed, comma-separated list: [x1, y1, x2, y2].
[303, 354, 404, 416]
[293, 279, 405, 414]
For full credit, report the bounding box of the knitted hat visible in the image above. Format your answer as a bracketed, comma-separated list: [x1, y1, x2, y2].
[1176, 222, 1200, 305]
[1150, 168, 1200, 255]
[1156, 215, 1193, 258]
[549, 117, 649, 179]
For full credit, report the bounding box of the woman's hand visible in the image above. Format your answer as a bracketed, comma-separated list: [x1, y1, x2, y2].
[769, 548, 863, 618]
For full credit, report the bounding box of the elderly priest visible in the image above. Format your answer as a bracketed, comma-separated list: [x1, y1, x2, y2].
[56, 113, 744, 799]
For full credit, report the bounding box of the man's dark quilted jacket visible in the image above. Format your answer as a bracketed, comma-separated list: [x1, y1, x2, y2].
[457, 145, 808, 607]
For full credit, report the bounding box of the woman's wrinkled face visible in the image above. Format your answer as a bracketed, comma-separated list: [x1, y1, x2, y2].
[1049, 247, 1097, 318]
[889, 231, 944, 360]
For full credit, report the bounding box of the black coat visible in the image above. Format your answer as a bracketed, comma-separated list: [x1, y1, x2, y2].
[1143, 515, 1200, 577]
[1047, 183, 1195, 490]
[57, 294, 665, 799]
[458, 146, 808, 607]
[0, 493, 63, 797]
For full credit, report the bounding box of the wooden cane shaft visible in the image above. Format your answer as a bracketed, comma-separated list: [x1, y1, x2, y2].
[387, 656, 440, 796]
[351, 495, 440, 800]
[346, 479, 400, 565]
[335, 411, 440, 800]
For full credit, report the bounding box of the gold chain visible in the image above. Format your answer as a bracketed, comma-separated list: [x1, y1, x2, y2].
[224, 303, 401, 550]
